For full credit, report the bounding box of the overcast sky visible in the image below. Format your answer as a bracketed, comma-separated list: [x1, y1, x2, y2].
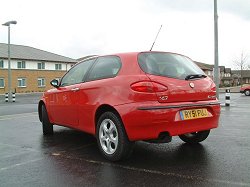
[1, 0, 250, 69]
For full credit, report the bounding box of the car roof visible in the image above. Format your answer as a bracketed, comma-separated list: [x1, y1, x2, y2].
[78, 51, 192, 64]
[100, 51, 191, 59]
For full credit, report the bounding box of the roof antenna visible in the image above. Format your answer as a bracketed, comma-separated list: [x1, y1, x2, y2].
[150, 25, 162, 51]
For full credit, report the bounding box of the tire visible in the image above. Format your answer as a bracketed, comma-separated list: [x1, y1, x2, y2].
[96, 112, 134, 161]
[42, 105, 53, 135]
[179, 130, 210, 144]
[245, 90, 250, 96]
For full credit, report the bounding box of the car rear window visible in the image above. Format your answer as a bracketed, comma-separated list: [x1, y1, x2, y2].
[138, 52, 205, 80]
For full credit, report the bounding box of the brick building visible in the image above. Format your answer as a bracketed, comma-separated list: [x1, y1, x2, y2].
[195, 62, 235, 87]
[232, 70, 250, 86]
[194, 61, 213, 79]
[0, 43, 76, 94]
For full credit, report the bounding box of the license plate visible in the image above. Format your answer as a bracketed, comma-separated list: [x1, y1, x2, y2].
[180, 108, 208, 120]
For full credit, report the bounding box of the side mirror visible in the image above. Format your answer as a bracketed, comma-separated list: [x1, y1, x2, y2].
[50, 79, 59, 88]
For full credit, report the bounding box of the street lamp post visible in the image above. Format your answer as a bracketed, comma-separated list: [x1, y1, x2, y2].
[2, 20, 17, 102]
[214, 0, 219, 99]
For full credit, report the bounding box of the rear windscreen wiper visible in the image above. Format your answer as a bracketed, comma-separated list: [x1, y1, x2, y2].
[185, 74, 207, 80]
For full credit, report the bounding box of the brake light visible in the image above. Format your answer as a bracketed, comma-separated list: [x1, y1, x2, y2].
[211, 82, 216, 92]
[131, 81, 168, 93]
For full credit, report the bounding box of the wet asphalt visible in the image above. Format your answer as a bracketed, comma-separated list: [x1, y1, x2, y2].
[0, 93, 249, 187]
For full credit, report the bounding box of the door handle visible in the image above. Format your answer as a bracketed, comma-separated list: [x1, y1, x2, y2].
[71, 87, 80, 92]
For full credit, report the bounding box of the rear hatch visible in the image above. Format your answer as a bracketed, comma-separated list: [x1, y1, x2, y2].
[138, 52, 216, 103]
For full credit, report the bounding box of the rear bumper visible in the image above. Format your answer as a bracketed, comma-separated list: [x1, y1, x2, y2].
[116, 101, 221, 141]
[240, 90, 244, 93]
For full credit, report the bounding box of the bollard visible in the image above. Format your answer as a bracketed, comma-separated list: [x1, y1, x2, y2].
[225, 89, 230, 106]
[5, 93, 8, 102]
[12, 92, 16, 102]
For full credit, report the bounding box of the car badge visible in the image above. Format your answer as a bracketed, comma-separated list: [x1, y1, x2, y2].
[189, 82, 195, 88]
[159, 96, 168, 101]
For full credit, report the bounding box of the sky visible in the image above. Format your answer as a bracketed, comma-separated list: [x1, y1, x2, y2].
[0, 0, 250, 69]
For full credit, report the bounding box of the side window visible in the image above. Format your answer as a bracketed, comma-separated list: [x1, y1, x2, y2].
[60, 59, 95, 86]
[87, 56, 121, 81]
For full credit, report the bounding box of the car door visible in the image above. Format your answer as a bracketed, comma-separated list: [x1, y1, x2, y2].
[49, 58, 96, 127]
[76, 56, 122, 133]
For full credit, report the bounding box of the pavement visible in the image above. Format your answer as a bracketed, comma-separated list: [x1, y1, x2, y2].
[0, 92, 250, 187]
[219, 86, 241, 93]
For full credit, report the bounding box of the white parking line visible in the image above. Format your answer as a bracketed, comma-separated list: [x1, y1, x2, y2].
[209, 134, 249, 139]
[0, 150, 38, 160]
[0, 143, 40, 159]
[0, 158, 43, 172]
[88, 159, 250, 186]
[56, 154, 250, 186]
[0, 112, 38, 121]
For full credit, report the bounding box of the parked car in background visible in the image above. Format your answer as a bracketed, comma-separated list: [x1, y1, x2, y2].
[240, 85, 250, 96]
[38, 51, 221, 161]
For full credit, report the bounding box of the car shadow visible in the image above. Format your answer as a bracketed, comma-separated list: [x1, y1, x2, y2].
[40, 127, 212, 177]
[40, 126, 96, 153]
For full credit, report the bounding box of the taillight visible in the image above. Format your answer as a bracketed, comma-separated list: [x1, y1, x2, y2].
[211, 82, 216, 92]
[131, 81, 168, 93]
[208, 82, 217, 99]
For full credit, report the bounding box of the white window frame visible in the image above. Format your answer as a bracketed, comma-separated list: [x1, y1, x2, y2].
[17, 61, 26, 69]
[38, 62, 45, 70]
[55, 63, 62, 70]
[0, 78, 5, 88]
[38, 78, 45, 87]
[18, 78, 26, 88]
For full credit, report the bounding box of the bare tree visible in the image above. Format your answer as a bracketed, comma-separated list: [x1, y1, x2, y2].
[233, 52, 249, 86]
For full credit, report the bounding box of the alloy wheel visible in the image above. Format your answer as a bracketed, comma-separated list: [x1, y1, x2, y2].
[99, 119, 118, 154]
[245, 90, 250, 96]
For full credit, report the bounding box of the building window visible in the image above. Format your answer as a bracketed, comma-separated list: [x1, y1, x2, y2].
[18, 78, 26, 87]
[207, 71, 212, 76]
[0, 78, 4, 88]
[38, 78, 45, 87]
[17, 61, 26, 69]
[55, 64, 62, 70]
[0, 60, 4, 68]
[38, 62, 45, 70]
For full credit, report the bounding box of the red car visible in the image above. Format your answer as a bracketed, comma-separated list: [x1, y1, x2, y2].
[240, 85, 250, 96]
[38, 51, 221, 161]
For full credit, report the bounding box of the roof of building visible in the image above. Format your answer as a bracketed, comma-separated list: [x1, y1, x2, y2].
[225, 68, 231, 73]
[232, 70, 250, 77]
[194, 61, 213, 71]
[0, 43, 76, 63]
[219, 66, 225, 72]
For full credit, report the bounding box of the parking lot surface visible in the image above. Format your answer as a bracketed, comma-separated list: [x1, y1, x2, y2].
[0, 93, 249, 186]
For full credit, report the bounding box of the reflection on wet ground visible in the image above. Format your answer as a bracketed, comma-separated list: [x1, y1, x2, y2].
[0, 93, 250, 186]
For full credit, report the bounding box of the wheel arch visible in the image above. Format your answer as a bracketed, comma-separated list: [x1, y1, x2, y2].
[95, 104, 123, 131]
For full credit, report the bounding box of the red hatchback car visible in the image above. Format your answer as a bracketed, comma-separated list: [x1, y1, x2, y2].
[38, 51, 221, 161]
[240, 85, 250, 96]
